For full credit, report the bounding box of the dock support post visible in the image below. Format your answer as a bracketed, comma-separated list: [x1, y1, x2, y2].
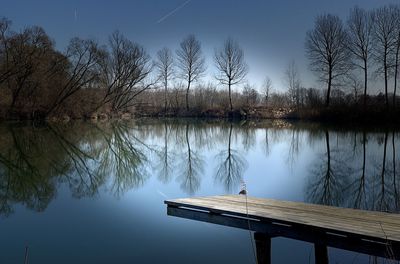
[254, 232, 271, 264]
[314, 243, 329, 264]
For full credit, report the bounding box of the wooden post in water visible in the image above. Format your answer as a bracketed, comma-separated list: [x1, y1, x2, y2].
[254, 232, 271, 264]
[24, 246, 29, 264]
[314, 243, 329, 264]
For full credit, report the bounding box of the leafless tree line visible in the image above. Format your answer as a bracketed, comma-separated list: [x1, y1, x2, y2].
[0, 19, 251, 119]
[1, 4, 400, 120]
[150, 3, 400, 114]
[306, 5, 400, 108]
[0, 20, 155, 119]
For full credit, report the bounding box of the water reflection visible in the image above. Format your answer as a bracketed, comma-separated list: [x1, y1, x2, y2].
[155, 121, 174, 184]
[177, 123, 204, 195]
[0, 125, 58, 216]
[95, 122, 150, 198]
[307, 130, 351, 206]
[306, 128, 400, 212]
[0, 120, 399, 218]
[214, 124, 247, 192]
[0, 121, 152, 216]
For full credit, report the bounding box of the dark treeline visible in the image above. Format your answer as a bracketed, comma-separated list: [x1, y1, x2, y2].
[1, 3, 400, 121]
[0, 20, 154, 120]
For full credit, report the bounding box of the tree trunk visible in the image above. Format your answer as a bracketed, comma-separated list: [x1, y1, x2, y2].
[393, 131, 398, 208]
[394, 46, 399, 109]
[326, 67, 332, 107]
[228, 80, 233, 111]
[363, 59, 368, 109]
[164, 77, 168, 115]
[186, 81, 190, 111]
[384, 50, 389, 109]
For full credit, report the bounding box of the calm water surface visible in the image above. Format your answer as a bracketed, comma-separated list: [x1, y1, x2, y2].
[0, 119, 399, 263]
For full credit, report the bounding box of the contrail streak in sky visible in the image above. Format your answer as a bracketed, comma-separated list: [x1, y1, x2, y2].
[156, 0, 192, 24]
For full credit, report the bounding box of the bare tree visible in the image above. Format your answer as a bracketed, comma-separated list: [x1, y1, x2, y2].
[0, 21, 104, 118]
[306, 14, 351, 107]
[176, 34, 205, 111]
[0, 17, 13, 85]
[393, 6, 400, 107]
[262, 76, 273, 107]
[284, 60, 301, 108]
[214, 38, 248, 111]
[47, 37, 103, 115]
[347, 6, 374, 108]
[347, 73, 363, 104]
[372, 5, 398, 108]
[5, 26, 53, 111]
[1, 26, 85, 117]
[242, 83, 259, 107]
[155, 47, 174, 113]
[99, 31, 153, 112]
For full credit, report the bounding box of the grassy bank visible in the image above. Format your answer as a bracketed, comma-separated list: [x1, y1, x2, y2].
[1, 104, 400, 125]
[133, 105, 400, 125]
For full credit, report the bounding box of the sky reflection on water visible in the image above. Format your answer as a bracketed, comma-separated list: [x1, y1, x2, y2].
[0, 119, 398, 263]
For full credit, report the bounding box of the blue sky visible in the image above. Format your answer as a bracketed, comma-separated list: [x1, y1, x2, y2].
[1, 0, 397, 92]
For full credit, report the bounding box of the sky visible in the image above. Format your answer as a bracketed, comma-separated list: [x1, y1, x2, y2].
[1, 0, 397, 92]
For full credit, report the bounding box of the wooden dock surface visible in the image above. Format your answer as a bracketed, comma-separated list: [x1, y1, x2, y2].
[165, 195, 400, 261]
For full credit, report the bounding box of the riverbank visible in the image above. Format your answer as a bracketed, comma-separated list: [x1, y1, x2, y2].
[1, 105, 400, 125]
[133, 105, 400, 125]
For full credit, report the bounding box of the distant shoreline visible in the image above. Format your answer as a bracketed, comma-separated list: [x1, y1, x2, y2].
[1, 105, 400, 125]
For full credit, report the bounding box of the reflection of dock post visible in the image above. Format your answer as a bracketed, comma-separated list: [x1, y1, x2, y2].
[314, 243, 329, 264]
[254, 232, 271, 264]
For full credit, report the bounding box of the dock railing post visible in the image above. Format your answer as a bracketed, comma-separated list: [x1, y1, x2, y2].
[254, 232, 271, 264]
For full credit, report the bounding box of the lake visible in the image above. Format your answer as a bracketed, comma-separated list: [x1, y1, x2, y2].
[0, 119, 398, 263]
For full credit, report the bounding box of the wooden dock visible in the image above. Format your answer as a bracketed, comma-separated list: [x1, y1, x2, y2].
[165, 195, 400, 263]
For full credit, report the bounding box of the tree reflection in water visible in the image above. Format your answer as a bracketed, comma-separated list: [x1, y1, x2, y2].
[94, 122, 150, 198]
[348, 131, 368, 209]
[1, 120, 400, 218]
[393, 131, 399, 209]
[48, 124, 104, 198]
[155, 120, 175, 184]
[176, 123, 204, 195]
[214, 124, 247, 192]
[0, 121, 151, 216]
[0, 124, 62, 216]
[307, 130, 351, 206]
[307, 129, 400, 213]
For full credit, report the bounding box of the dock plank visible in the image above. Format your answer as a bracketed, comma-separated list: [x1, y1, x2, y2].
[197, 196, 400, 232]
[165, 195, 400, 243]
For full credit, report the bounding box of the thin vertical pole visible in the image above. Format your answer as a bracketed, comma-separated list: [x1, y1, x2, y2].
[24, 246, 29, 264]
